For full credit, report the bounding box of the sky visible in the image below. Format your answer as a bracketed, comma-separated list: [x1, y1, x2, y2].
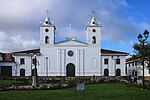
[0, 0, 150, 54]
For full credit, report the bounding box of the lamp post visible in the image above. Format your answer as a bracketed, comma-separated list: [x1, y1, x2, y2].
[46, 57, 48, 76]
[32, 54, 39, 87]
[137, 30, 149, 89]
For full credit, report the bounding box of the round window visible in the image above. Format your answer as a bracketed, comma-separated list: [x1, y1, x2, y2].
[68, 50, 74, 57]
[45, 29, 49, 32]
[92, 29, 96, 32]
[92, 22, 95, 24]
[45, 21, 48, 24]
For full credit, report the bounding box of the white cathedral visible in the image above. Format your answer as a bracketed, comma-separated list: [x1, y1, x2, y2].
[12, 13, 128, 77]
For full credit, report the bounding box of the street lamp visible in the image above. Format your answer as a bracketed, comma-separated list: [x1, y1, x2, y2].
[137, 30, 149, 89]
[34, 54, 37, 76]
[32, 54, 39, 87]
[46, 57, 48, 76]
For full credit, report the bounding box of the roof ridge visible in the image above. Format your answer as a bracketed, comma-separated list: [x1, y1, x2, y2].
[101, 49, 129, 54]
[12, 48, 40, 53]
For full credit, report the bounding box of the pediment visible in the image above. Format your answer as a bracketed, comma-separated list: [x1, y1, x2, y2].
[55, 39, 87, 46]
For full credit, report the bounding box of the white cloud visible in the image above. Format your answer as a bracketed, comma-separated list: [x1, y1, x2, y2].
[0, 31, 39, 52]
[57, 25, 85, 41]
[0, 0, 149, 54]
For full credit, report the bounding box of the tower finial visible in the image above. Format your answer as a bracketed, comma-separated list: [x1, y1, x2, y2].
[92, 10, 95, 17]
[69, 22, 72, 38]
[46, 10, 49, 17]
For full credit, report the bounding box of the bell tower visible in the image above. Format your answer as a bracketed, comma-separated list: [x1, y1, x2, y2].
[40, 11, 56, 47]
[86, 12, 101, 46]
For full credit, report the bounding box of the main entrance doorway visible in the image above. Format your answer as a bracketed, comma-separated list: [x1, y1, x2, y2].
[66, 63, 75, 77]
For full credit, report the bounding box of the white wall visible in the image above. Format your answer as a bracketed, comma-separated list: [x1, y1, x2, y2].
[126, 61, 150, 77]
[13, 51, 127, 77]
[39, 44, 101, 76]
[101, 55, 126, 76]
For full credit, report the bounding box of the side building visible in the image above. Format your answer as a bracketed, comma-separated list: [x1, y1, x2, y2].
[0, 52, 15, 77]
[126, 57, 150, 80]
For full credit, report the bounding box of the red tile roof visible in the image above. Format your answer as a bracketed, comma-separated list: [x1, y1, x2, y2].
[12, 48, 128, 55]
[101, 49, 128, 54]
[0, 53, 15, 62]
[13, 49, 40, 53]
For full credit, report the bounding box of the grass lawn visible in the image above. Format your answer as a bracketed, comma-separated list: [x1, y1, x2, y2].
[0, 80, 16, 85]
[0, 83, 150, 100]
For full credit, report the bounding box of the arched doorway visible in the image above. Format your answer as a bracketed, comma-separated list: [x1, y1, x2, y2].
[66, 63, 75, 77]
[20, 68, 25, 76]
[104, 69, 109, 76]
[116, 68, 121, 76]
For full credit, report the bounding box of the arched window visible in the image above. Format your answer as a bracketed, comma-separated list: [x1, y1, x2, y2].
[104, 68, 109, 76]
[20, 68, 25, 76]
[45, 36, 49, 44]
[92, 36, 96, 44]
[91, 57, 97, 69]
[116, 68, 121, 76]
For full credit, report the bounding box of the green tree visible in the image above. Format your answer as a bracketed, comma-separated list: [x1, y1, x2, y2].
[133, 30, 150, 69]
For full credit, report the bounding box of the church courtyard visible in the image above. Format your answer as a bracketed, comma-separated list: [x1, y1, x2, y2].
[0, 83, 150, 100]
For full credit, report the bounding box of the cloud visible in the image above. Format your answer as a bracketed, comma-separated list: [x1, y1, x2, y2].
[0, 31, 39, 52]
[56, 25, 85, 41]
[0, 0, 149, 54]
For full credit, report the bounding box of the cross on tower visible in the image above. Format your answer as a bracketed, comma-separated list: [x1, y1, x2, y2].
[92, 10, 95, 17]
[69, 23, 72, 38]
[46, 10, 49, 17]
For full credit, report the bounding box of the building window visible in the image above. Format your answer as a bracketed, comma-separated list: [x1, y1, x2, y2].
[20, 58, 25, 65]
[45, 21, 48, 24]
[104, 59, 109, 65]
[68, 50, 74, 57]
[92, 29, 96, 32]
[92, 57, 97, 69]
[45, 28, 49, 32]
[116, 58, 120, 64]
[45, 36, 49, 44]
[92, 36, 96, 44]
[104, 69, 109, 76]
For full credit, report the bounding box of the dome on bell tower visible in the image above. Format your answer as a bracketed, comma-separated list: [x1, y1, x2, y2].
[41, 10, 54, 26]
[87, 11, 101, 26]
[42, 17, 51, 25]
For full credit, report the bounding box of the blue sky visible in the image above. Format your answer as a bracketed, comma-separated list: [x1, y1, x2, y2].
[0, 0, 149, 54]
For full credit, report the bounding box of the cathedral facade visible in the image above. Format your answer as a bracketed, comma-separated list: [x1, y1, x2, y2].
[13, 14, 128, 77]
